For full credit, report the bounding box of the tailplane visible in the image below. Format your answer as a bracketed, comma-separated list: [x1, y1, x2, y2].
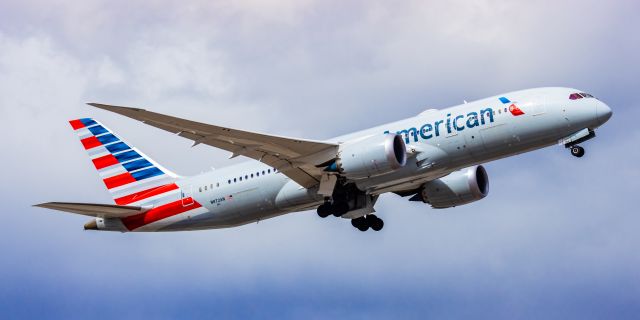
[68, 118, 181, 206]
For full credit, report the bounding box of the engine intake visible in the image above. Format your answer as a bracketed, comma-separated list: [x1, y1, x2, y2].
[336, 133, 407, 179]
[416, 165, 489, 208]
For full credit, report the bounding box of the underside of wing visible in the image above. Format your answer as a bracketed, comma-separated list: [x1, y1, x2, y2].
[88, 103, 339, 188]
[34, 202, 145, 218]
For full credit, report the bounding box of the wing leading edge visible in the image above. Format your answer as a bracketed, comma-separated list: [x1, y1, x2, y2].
[88, 103, 339, 188]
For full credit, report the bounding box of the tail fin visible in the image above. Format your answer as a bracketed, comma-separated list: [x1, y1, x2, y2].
[69, 118, 181, 206]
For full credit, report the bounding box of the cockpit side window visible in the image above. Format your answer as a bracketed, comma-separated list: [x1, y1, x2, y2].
[569, 93, 582, 100]
[570, 92, 595, 100]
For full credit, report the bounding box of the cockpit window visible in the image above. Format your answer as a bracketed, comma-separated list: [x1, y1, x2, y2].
[569, 92, 594, 100]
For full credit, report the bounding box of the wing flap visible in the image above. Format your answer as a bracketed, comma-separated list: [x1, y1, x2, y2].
[34, 202, 146, 218]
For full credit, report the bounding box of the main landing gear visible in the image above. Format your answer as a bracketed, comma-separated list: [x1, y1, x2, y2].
[317, 182, 382, 232]
[316, 200, 349, 218]
[570, 145, 585, 158]
[351, 214, 384, 232]
[317, 201, 384, 232]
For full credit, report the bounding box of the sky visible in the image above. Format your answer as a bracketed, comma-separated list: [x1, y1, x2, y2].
[1, 0, 639, 318]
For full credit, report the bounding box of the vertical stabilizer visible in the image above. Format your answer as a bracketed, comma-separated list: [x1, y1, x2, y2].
[69, 118, 181, 206]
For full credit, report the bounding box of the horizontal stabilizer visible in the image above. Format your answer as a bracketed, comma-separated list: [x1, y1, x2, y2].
[34, 202, 146, 218]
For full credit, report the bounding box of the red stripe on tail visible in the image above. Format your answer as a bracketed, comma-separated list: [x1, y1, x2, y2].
[103, 172, 137, 189]
[69, 119, 85, 130]
[80, 136, 102, 150]
[92, 154, 119, 170]
[121, 199, 202, 231]
[114, 183, 179, 205]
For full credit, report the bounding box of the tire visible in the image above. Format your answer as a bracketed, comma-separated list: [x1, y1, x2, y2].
[571, 146, 585, 158]
[370, 217, 384, 231]
[352, 217, 368, 231]
[317, 204, 331, 218]
[332, 202, 350, 217]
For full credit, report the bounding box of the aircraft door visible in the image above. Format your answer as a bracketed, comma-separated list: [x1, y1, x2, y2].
[181, 186, 194, 207]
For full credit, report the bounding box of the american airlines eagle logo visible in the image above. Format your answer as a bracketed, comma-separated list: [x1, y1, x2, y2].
[509, 104, 525, 116]
[499, 96, 524, 116]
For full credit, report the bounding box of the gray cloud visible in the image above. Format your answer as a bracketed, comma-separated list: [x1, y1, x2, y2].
[0, 0, 639, 318]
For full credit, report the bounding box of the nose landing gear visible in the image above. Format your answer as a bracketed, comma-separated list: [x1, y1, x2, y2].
[570, 145, 585, 158]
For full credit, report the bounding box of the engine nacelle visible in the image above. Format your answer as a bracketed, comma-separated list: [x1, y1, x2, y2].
[336, 133, 407, 179]
[417, 165, 489, 208]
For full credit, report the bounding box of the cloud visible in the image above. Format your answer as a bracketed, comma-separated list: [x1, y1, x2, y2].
[0, 0, 639, 318]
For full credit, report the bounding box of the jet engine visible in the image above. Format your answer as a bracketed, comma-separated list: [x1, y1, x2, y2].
[414, 165, 489, 208]
[334, 133, 407, 179]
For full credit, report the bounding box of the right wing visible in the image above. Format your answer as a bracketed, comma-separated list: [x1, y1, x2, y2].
[34, 202, 146, 218]
[88, 103, 339, 188]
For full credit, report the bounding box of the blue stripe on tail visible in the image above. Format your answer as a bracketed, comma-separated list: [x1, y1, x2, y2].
[96, 133, 119, 145]
[115, 150, 141, 162]
[123, 159, 153, 172]
[106, 142, 130, 154]
[88, 125, 108, 135]
[131, 167, 163, 180]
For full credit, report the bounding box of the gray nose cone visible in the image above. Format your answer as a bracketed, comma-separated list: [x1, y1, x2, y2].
[596, 102, 613, 125]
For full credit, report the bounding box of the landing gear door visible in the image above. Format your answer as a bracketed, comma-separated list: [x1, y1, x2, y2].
[181, 186, 194, 207]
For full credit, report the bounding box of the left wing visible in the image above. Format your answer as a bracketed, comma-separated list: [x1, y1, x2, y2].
[88, 103, 339, 188]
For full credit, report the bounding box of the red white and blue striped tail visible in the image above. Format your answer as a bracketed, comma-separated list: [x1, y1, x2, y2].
[69, 118, 181, 206]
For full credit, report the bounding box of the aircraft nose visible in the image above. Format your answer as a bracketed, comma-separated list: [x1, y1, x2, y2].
[596, 101, 613, 125]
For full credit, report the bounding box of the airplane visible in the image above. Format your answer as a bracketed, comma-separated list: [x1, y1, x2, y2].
[35, 87, 612, 232]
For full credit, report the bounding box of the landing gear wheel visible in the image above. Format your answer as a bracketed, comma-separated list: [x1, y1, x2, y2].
[369, 215, 384, 231]
[317, 203, 331, 218]
[351, 217, 369, 232]
[570, 145, 585, 158]
[332, 202, 350, 217]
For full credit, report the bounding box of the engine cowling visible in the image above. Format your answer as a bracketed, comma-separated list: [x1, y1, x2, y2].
[417, 165, 489, 208]
[336, 133, 407, 179]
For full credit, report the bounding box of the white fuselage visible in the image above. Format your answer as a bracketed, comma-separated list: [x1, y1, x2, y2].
[134, 87, 611, 231]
